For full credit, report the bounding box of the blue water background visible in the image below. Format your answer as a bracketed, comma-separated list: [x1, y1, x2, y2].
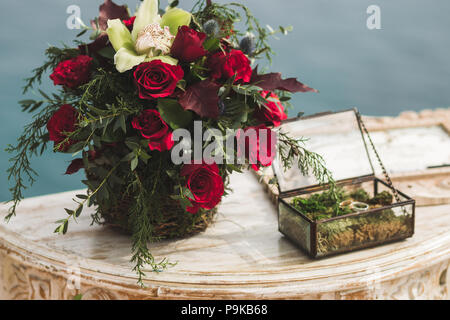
[1, 0, 449, 200]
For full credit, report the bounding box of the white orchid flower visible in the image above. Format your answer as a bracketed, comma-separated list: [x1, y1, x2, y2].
[106, 0, 191, 73]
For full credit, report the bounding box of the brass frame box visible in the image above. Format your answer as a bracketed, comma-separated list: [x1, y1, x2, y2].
[273, 109, 415, 258]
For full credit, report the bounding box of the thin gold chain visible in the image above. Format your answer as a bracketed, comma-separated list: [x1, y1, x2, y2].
[356, 112, 402, 204]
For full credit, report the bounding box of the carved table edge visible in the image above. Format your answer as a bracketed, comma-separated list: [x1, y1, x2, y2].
[0, 220, 449, 299]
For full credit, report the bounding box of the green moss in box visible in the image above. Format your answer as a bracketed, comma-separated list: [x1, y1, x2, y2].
[291, 187, 394, 221]
[316, 209, 413, 255]
[291, 187, 351, 221]
[290, 188, 412, 255]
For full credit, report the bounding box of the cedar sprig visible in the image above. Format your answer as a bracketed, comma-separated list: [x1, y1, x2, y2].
[22, 46, 80, 95]
[277, 132, 340, 216]
[128, 171, 177, 288]
[5, 104, 58, 221]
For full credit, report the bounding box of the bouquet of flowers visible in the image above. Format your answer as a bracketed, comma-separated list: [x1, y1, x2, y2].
[7, 0, 332, 285]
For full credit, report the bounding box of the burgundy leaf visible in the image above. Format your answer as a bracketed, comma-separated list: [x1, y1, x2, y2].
[65, 159, 84, 175]
[179, 80, 221, 119]
[92, 0, 130, 31]
[78, 33, 109, 55]
[251, 67, 318, 93]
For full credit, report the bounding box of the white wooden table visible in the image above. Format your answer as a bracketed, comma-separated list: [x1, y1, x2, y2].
[0, 109, 449, 300]
[0, 169, 449, 300]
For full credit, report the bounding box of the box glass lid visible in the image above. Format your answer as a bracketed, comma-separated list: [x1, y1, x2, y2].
[273, 109, 375, 193]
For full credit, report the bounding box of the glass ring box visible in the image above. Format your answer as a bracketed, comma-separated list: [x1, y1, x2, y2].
[272, 109, 415, 258]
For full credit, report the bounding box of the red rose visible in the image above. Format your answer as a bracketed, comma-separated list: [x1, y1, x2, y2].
[255, 91, 288, 127]
[133, 60, 184, 100]
[50, 55, 93, 89]
[170, 26, 208, 63]
[123, 16, 136, 30]
[236, 125, 277, 171]
[180, 162, 225, 214]
[47, 104, 79, 151]
[207, 49, 252, 83]
[132, 109, 174, 152]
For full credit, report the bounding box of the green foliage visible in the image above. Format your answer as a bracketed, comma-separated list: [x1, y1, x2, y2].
[54, 164, 119, 236]
[216, 82, 264, 129]
[128, 171, 176, 287]
[157, 99, 193, 130]
[7, 1, 328, 288]
[73, 294, 83, 300]
[368, 191, 393, 206]
[291, 188, 349, 221]
[277, 132, 334, 186]
[5, 91, 74, 221]
[316, 210, 412, 254]
[191, 0, 292, 63]
[350, 188, 370, 202]
[277, 131, 340, 215]
[22, 46, 80, 94]
[291, 188, 395, 221]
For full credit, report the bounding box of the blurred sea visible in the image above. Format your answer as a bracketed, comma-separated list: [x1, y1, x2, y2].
[1, 0, 449, 200]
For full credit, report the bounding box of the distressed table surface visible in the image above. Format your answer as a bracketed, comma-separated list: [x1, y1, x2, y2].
[0, 171, 449, 300]
[0, 109, 449, 300]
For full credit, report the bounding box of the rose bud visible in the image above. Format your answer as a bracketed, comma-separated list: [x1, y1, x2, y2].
[255, 91, 288, 127]
[123, 16, 136, 30]
[47, 104, 79, 152]
[170, 26, 208, 63]
[132, 109, 174, 152]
